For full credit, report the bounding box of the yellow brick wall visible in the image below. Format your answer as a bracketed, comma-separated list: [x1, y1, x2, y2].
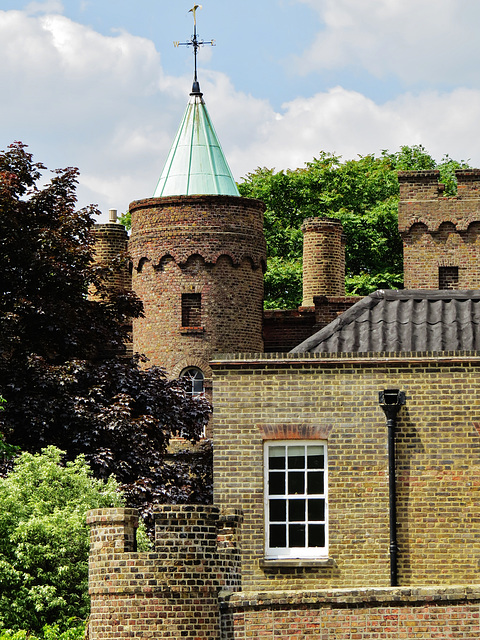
[212, 352, 480, 592]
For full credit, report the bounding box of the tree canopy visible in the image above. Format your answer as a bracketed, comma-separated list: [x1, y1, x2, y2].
[238, 145, 470, 307]
[0, 143, 212, 527]
[0, 447, 122, 632]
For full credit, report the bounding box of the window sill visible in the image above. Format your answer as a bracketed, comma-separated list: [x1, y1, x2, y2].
[260, 557, 335, 569]
[180, 326, 205, 335]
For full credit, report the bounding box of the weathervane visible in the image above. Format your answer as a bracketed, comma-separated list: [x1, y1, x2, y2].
[174, 4, 215, 95]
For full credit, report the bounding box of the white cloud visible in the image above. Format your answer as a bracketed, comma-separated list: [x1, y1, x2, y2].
[1, 7, 480, 223]
[293, 0, 480, 87]
[226, 86, 480, 177]
[0, 10, 187, 215]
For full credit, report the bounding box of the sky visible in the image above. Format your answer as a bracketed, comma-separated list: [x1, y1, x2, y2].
[2, 0, 480, 221]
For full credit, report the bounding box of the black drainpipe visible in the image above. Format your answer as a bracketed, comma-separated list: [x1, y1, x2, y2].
[379, 388, 406, 587]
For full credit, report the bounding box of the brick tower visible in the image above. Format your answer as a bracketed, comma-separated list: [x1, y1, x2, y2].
[301, 217, 346, 306]
[129, 65, 266, 394]
[129, 194, 266, 382]
[91, 209, 131, 299]
[399, 170, 480, 289]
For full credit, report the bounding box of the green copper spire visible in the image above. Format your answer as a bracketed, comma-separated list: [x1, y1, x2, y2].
[153, 92, 240, 197]
[153, 5, 240, 198]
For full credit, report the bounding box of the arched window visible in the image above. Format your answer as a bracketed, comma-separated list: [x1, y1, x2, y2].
[180, 367, 205, 397]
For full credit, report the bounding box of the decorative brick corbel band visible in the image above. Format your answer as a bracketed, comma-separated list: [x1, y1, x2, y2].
[257, 423, 333, 440]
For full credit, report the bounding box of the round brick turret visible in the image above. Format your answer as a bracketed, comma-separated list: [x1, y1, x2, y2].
[129, 195, 266, 375]
[301, 217, 345, 306]
[91, 209, 131, 297]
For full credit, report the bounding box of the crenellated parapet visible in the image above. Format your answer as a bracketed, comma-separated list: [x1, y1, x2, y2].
[87, 505, 242, 640]
[398, 170, 480, 233]
[398, 169, 480, 289]
[129, 195, 266, 269]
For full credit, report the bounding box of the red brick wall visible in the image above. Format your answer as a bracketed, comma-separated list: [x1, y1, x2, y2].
[263, 296, 360, 353]
[222, 586, 480, 639]
[263, 308, 317, 352]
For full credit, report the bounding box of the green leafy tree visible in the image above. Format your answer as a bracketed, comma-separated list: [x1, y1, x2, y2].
[119, 210, 131, 230]
[0, 621, 85, 640]
[239, 145, 470, 306]
[0, 447, 122, 632]
[0, 143, 212, 527]
[0, 398, 18, 462]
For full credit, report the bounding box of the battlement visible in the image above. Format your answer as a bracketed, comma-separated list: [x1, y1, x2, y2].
[87, 505, 242, 640]
[456, 169, 480, 197]
[398, 170, 442, 201]
[399, 169, 480, 205]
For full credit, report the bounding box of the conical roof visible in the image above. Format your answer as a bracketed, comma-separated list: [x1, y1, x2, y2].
[154, 91, 240, 198]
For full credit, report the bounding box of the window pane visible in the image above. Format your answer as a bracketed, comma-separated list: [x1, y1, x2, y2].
[308, 524, 325, 547]
[270, 500, 286, 522]
[270, 524, 286, 548]
[269, 472, 285, 495]
[287, 446, 304, 469]
[307, 471, 324, 494]
[308, 499, 325, 521]
[307, 445, 325, 469]
[289, 524, 306, 547]
[269, 447, 285, 469]
[288, 499, 305, 521]
[193, 378, 204, 394]
[288, 471, 304, 494]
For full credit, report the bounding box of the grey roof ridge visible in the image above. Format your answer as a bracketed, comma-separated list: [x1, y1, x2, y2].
[379, 289, 480, 300]
[290, 288, 480, 354]
[290, 290, 384, 353]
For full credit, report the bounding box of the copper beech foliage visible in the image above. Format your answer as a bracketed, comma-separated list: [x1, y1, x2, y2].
[0, 143, 212, 529]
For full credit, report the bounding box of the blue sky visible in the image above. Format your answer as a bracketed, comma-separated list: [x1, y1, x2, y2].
[2, 0, 480, 220]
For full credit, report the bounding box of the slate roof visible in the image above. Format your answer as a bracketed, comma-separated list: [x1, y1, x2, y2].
[291, 289, 480, 354]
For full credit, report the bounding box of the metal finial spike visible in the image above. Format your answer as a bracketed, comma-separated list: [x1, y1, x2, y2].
[173, 5, 215, 96]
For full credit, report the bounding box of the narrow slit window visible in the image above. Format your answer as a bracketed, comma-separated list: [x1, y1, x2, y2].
[182, 293, 201, 327]
[439, 266, 459, 290]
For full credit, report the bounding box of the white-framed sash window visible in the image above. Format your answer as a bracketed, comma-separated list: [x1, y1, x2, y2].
[264, 441, 328, 559]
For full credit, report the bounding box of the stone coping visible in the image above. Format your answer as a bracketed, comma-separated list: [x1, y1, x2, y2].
[211, 350, 480, 365]
[219, 584, 480, 610]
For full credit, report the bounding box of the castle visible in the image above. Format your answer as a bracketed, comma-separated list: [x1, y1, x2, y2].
[87, 48, 480, 640]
